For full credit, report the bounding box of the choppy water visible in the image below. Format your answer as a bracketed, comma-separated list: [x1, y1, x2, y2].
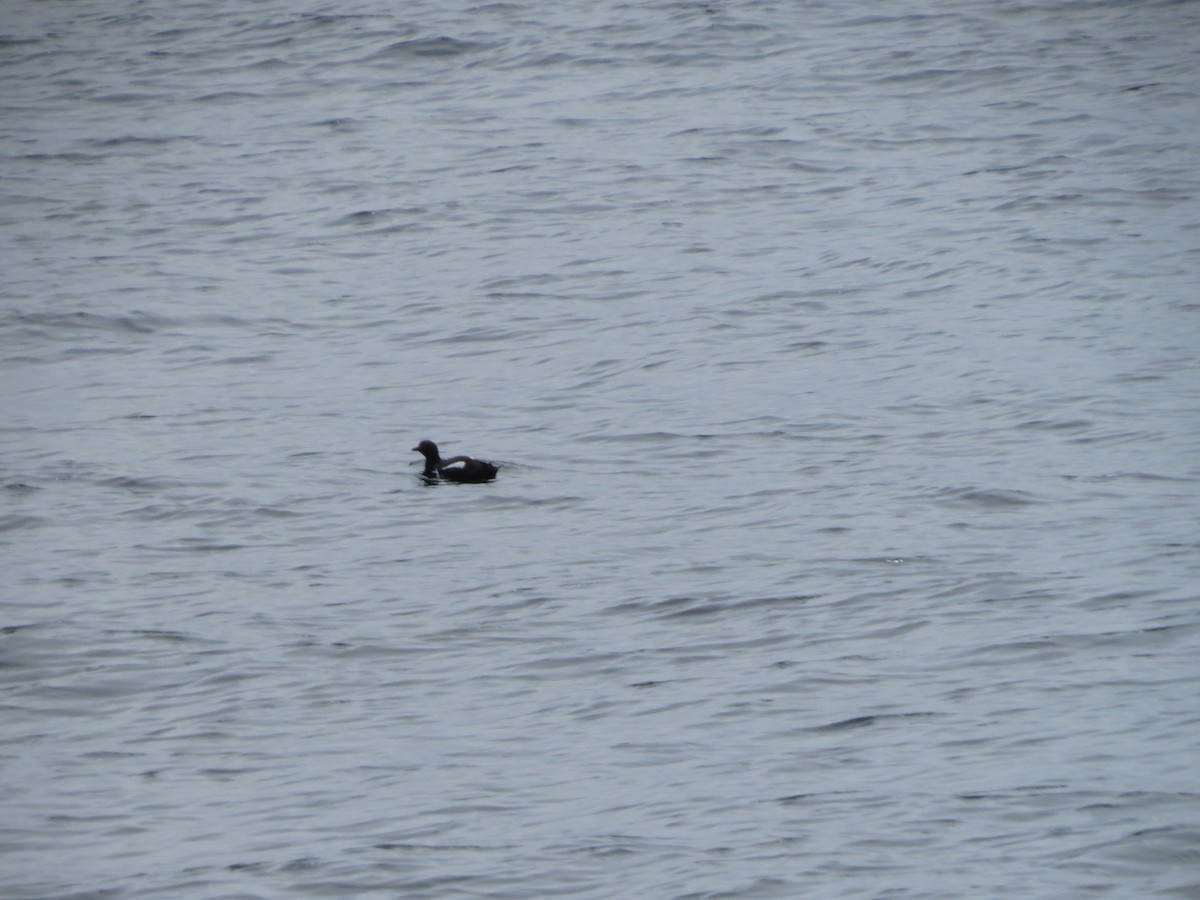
[3, 0, 1200, 897]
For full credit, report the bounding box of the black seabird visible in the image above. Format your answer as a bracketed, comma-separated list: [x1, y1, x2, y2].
[412, 440, 499, 483]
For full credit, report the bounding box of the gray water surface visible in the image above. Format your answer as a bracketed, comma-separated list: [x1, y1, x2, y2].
[3, 1, 1199, 897]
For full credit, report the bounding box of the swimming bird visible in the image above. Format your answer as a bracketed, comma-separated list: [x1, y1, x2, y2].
[412, 439, 499, 483]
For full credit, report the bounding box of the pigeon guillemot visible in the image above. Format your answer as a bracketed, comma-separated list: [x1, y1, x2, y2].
[412, 440, 499, 483]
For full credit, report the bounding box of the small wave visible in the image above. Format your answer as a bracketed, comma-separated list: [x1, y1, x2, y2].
[0, 514, 45, 532]
[607, 592, 817, 621]
[98, 476, 180, 492]
[937, 487, 1041, 508]
[811, 712, 941, 732]
[367, 37, 483, 62]
[2, 310, 177, 335]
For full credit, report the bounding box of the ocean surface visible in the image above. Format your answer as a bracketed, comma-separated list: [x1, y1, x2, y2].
[3, 0, 1199, 896]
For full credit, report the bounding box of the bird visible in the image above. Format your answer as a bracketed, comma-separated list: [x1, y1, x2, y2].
[412, 439, 499, 483]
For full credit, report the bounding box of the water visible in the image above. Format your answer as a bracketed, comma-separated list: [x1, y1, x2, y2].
[3, 0, 1199, 896]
